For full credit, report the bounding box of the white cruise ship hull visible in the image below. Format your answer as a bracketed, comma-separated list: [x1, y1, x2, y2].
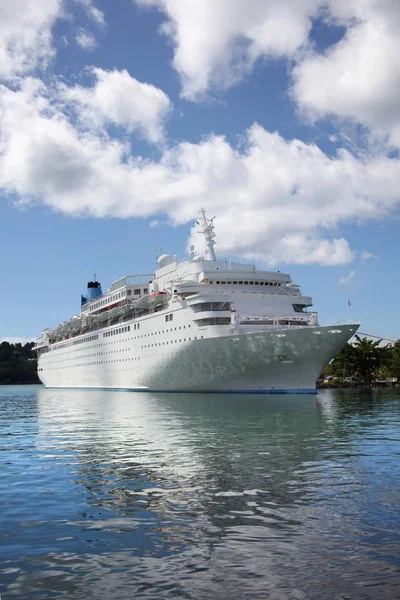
[38, 324, 357, 394]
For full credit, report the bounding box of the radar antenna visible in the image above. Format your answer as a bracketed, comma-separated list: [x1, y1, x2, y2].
[197, 208, 217, 261]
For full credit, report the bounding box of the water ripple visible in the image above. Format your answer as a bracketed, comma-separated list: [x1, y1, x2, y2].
[0, 385, 399, 599]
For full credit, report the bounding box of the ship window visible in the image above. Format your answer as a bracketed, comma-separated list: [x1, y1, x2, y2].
[255, 281, 259, 285]
[143, 288, 148, 294]
[216, 281, 220, 284]
[227, 281, 231, 284]
[232, 281, 237, 284]
[127, 290, 132, 296]
[192, 302, 230, 313]
[244, 281, 248, 285]
[209, 281, 213, 284]
[238, 281, 243, 284]
[220, 281, 226, 284]
[137, 323, 140, 329]
[249, 281, 254, 285]
[134, 288, 140, 295]
[293, 304, 306, 313]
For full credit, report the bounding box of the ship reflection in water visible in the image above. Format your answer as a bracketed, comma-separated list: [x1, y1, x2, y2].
[1, 386, 399, 599]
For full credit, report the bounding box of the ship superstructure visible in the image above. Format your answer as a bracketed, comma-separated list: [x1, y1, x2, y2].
[34, 210, 359, 393]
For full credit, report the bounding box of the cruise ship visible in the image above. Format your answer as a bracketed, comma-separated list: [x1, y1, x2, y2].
[34, 210, 359, 393]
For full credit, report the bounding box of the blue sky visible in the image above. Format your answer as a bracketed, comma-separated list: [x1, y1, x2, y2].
[1, 0, 399, 343]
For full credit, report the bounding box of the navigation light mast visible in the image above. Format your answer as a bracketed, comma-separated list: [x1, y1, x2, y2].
[197, 208, 217, 261]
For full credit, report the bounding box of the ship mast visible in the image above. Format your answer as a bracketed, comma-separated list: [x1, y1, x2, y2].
[198, 208, 217, 261]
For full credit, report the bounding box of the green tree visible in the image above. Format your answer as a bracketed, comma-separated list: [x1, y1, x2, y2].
[324, 342, 357, 378]
[0, 341, 39, 384]
[385, 340, 400, 379]
[352, 335, 388, 383]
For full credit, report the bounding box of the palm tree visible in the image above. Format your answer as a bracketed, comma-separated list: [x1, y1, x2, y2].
[352, 335, 387, 384]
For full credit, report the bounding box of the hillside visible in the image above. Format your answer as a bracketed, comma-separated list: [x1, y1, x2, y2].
[0, 342, 39, 384]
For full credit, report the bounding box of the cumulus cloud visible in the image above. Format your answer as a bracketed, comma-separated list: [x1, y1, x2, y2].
[135, 0, 321, 100]
[76, 28, 97, 50]
[135, 0, 400, 150]
[2, 78, 400, 266]
[338, 270, 355, 284]
[63, 68, 172, 143]
[0, 0, 105, 79]
[0, 0, 63, 79]
[292, 0, 400, 147]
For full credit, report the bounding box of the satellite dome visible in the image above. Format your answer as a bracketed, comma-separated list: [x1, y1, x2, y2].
[158, 254, 174, 268]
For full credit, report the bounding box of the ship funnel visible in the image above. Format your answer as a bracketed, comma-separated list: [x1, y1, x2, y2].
[86, 280, 103, 302]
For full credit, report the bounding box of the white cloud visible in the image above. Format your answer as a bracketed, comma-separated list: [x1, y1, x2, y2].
[63, 68, 172, 143]
[292, 0, 400, 147]
[360, 250, 378, 263]
[0, 0, 63, 79]
[77, 0, 105, 26]
[338, 270, 355, 284]
[135, 0, 321, 100]
[0, 1, 105, 79]
[76, 28, 97, 50]
[135, 0, 400, 151]
[2, 78, 400, 266]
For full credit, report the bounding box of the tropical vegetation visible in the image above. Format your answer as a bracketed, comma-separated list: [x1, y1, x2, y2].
[322, 335, 400, 384]
[0, 342, 39, 384]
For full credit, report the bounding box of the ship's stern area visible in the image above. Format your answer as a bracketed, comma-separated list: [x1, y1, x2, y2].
[150, 323, 359, 394]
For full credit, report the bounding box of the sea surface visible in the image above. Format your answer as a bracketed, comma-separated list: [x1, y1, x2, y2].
[0, 385, 399, 599]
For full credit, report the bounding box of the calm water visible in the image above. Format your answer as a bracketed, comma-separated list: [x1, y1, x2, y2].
[0, 386, 399, 599]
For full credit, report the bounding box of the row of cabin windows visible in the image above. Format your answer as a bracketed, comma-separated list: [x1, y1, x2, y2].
[44, 325, 194, 360]
[92, 288, 149, 310]
[92, 292, 123, 311]
[39, 339, 208, 370]
[73, 334, 98, 345]
[103, 323, 140, 338]
[40, 328, 204, 361]
[104, 325, 130, 337]
[50, 334, 98, 351]
[209, 280, 281, 286]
